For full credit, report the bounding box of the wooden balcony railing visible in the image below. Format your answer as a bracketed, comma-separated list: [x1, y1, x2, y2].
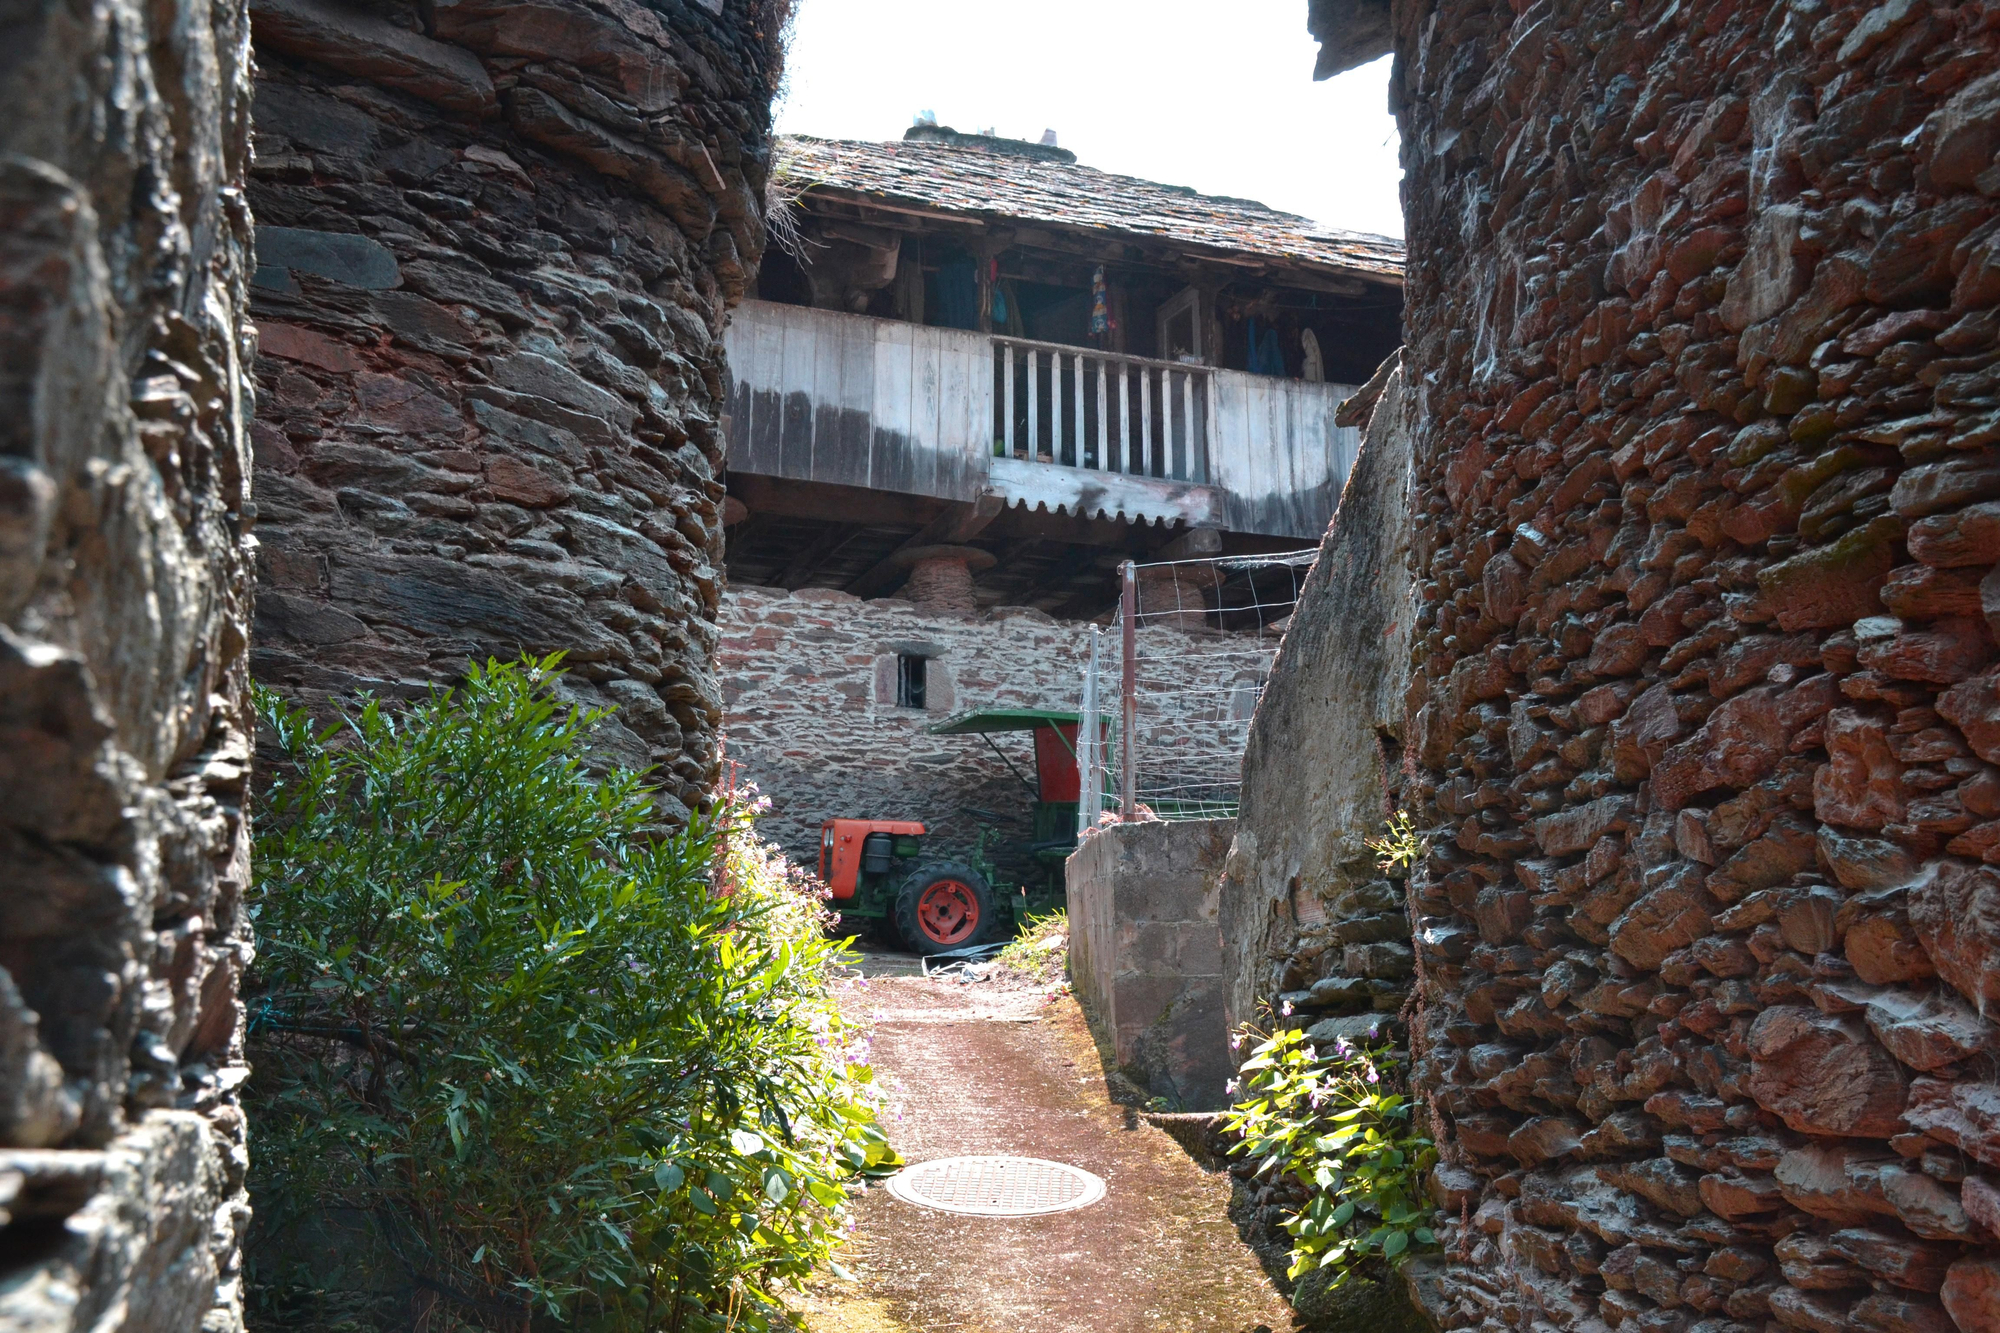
[722, 301, 1363, 540]
[993, 336, 1210, 484]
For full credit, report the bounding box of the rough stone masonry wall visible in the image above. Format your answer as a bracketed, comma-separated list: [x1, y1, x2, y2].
[1222, 360, 1417, 1045]
[246, 0, 778, 819]
[0, 0, 258, 1326]
[1379, 1, 2000, 1329]
[721, 585, 1272, 882]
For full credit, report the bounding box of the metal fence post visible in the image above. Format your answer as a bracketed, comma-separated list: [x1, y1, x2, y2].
[1120, 560, 1137, 821]
[1077, 626, 1101, 837]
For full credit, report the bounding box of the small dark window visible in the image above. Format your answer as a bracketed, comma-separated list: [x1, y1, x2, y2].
[896, 654, 927, 709]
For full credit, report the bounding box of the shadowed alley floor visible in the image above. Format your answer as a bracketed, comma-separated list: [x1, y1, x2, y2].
[790, 951, 1290, 1333]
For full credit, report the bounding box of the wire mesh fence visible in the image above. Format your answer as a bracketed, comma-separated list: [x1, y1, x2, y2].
[1077, 549, 1318, 832]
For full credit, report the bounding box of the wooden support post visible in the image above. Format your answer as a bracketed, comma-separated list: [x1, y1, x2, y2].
[1180, 370, 1196, 481]
[1096, 359, 1109, 471]
[1027, 350, 1040, 458]
[1073, 353, 1085, 468]
[1002, 344, 1015, 456]
[1139, 367, 1154, 477]
[1118, 367, 1131, 473]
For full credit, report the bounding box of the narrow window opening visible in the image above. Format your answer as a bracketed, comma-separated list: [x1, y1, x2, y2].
[896, 655, 927, 709]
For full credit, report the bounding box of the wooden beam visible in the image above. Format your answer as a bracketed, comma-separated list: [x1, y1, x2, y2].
[724, 512, 768, 549]
[1045, 584, 1125, 622]
[975, 536, 1045, 587]
[777, 522, 865, 590]
[1003, 544, 1111, 607]
[846, 493, 1004, 597]
[728, 473, 952, 528]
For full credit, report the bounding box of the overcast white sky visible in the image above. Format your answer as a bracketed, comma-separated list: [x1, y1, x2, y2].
[772, 1, 1406, 239]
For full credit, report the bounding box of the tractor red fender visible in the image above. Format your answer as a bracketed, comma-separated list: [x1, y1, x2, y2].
[819, 819, 925, 898]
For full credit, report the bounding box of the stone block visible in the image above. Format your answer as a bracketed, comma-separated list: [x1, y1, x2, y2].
[255, 225, 401, 289]
[250, 0, 497, 118]
[1748, 1006, 1909, 1138]
[1066, 819, 1232, 1108]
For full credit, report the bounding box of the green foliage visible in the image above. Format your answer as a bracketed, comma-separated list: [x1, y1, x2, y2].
[1223, 1026, 1438, 1289]
[245, 657, 885, 1333]
[1364, 809, 1426, 876]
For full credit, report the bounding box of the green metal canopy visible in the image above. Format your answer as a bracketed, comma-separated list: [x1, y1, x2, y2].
[926, 708, 1080, 736]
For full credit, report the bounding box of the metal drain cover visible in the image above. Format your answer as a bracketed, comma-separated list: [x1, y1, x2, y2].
[886, 1155, 1106, 1217]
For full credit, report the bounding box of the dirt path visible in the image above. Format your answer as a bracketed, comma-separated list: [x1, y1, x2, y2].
[791, 951, 1291, 1333]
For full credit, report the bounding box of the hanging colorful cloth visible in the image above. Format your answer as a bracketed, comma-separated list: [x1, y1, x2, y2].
[1259, 324, 1285, 375]
[989, 258, 1008, 324]
[1246, 317, 1287, 376]
[1090, 265, 1112, 338]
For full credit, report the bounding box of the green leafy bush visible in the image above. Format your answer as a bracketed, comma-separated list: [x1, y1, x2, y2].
[245, 658, 887, 1333]
[1223, 1026, 1437, 1288]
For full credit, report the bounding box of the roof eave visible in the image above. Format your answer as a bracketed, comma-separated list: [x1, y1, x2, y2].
[797, 183, 1406, 289]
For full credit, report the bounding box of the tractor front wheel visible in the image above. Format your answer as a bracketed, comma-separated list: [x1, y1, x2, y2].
[895, 863, 996, 956]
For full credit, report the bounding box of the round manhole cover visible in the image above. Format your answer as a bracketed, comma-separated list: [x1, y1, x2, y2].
[885, 1155, 1106, 1217]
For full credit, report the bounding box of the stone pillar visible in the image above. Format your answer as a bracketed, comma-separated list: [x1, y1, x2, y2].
[0, 0, 257, 1325]
[246, 0, 780, 822]
[904, 556, 975, 613]
[1137, 562, 1221, 631]
[1323, 1, 2000, 1327]
[893, 545, 995, 614]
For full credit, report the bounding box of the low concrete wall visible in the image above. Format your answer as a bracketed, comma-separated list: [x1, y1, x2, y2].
[1066, 820, 1233, 1109]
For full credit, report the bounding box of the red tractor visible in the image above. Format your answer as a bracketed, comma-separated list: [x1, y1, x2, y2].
[816, 708, 1089, 954]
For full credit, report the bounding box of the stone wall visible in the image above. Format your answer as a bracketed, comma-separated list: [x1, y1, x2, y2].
[0, 0, 258, 1325]
[1067, 819, 1235, 1109]
[245, 0, 781, 821]
[1221, 359, 1416, 1043]
[1362, 0, 2000, 1328]
[720, 584, 1274, 882]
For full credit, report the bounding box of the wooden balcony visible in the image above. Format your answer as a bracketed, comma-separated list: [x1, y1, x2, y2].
[722, 300, 1362, 541]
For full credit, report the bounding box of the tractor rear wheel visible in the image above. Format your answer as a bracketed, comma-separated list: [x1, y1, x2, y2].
[894, 862, 996, 956]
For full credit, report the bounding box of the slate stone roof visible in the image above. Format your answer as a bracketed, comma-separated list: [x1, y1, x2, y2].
[778, 133, 1405, 283]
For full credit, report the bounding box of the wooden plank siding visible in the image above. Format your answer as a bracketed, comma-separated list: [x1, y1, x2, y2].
[1207, 369, 1362, 538]
[723, 301, 1361, 540]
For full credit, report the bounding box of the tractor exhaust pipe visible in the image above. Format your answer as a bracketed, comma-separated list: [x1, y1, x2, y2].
[1120, 560, 1137, 822]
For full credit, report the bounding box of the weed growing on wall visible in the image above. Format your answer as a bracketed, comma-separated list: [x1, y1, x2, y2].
[244, 657, 887, 1333]
[992, 909, 1070, 990]
[1363, 809, 1426, 875]
[1224, 1026, 1437, 1289]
